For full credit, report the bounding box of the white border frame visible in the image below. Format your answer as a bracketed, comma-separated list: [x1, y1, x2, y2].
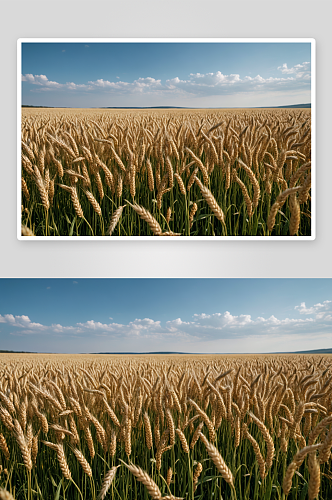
[17, 38, 316, 241]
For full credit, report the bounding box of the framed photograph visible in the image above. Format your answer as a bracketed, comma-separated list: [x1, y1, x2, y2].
[18, 38, 315, 239]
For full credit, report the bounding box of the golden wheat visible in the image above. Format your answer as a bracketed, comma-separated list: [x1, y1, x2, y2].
[21, 108, 311, 236]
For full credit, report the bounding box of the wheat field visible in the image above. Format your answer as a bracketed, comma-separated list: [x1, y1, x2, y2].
[20, 107, 311, 237]
[0, 353, 330, 499]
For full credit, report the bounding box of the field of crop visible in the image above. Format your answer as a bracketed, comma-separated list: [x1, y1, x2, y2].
[0, 353, 330, 500]
[20, 108, 311, 237]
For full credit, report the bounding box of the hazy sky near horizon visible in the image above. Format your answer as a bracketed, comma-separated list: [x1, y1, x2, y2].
[0, 279, 330, 354]
[21, 41, 312, 108]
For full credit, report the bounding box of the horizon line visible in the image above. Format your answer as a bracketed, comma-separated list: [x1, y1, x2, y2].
[1, 347, 330, 355]
[22, 103, 311, 110]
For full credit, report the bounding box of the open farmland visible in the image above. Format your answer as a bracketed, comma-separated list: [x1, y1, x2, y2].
[20, 108, 311, 237]
[0, 353, 330, 499]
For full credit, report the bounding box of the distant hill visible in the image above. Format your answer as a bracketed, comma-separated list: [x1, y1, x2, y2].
[274, 103, 311, 109]
[22, 104, 311, 110]
[0, 349, 35, 353]
[91, 347, 331, 355]
[101, 104, 311, 110]
[1, 347, 330, 355]
[102, 106, 186, 109]
[21, 105, 187, 109]
[291, 348, 332, 354]
[91, 351, 188, 355]
[22, 105, 54, 108]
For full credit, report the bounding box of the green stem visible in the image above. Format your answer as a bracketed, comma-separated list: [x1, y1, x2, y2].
[83, 216, 94, 236]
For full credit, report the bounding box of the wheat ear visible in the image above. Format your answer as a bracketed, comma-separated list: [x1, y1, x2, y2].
[193, 462, 203, 491]
[33, 167, 49, 210]
[242, 423, 265, 479]
[267, 187, 301, 232]
[126, 201, 162, 235]
[282, 444, 322, 496]
[14, 420, 32, 471]
[0, 434, 10, 461]
[184, 147, 209, 185]
[233, 171, 253, 218]
[84, 190, 102, 216]
[318, 425, 332, 463]
[108, 205, 126, 236]
[120, 461, 162, 499]
[176, 428, 189, 453]
[188, 399, 215, 442]
[248, 411, 275, 471]
[161, 497, 184, 500]
[143, 412, 153, 449]
[21, 225, 34, 236]
[72, 448, 92, 477]
[98, 466, 119, 500]
[308, 452, 321, 500]
[58, 184, 84, 218]
[0, 489, 15, 500]
[189, 202, 198, 228]
[167, 467, 173, 487]
[56, 444, 71, 480]
[289, 192, 301, 236]
[194, 177, 225, 225]
[70, 187, 84, 218]
[237, 158, 260, 209]
[199, 432, 234, 487]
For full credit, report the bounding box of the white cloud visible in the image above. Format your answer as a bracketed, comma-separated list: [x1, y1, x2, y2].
[0, 314, 45, 330]
[22, 74, 91, 91]
[76, 317, 168, 338]
[165, 309, 317, 340]
[277, 61, 310, 77]
[2, 298, 330, 344]
[21, 60, 311, 99]
[295, 300, 331, 317]
[0, 314, 74, 335]
[163, 64, 310, 97]
[86, 77, 162, 94]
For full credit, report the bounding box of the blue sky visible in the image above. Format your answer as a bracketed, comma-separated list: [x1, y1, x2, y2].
[21, 41, 312, 108]
[0, 279, 330, 354]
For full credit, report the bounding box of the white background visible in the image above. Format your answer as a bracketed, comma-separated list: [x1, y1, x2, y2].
[1, 0, 330, 278]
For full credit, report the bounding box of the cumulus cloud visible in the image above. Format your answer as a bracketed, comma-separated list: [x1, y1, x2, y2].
[0, 314, 74, 335]
[164, 63, 310, 97]
[21, 61, 311, 98]
[1, 298, 331, 344]
[164, 310, 318, 340]
[295, 300, 331, 318]
[75, 317, 188, 339]
[86, 77, 163, 94]
[0, 314, 45, 330]
[22, 74, 91, 91]
[277, 61, 310, 78]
